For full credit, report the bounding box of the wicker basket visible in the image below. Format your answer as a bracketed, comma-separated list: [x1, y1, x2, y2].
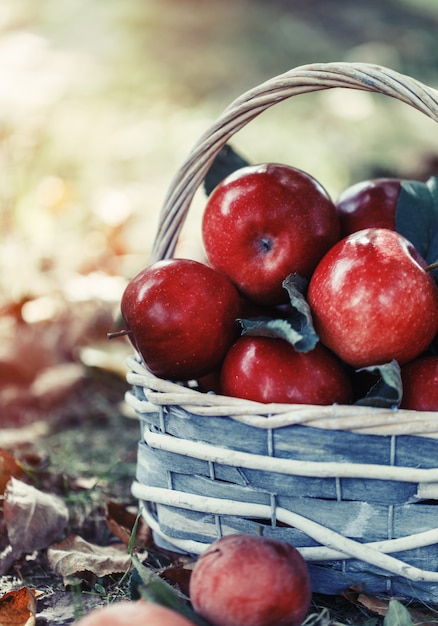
[127, 62, 438, 603]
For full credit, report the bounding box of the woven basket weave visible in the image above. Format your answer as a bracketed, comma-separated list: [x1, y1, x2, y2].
[127, 62, 438, 602]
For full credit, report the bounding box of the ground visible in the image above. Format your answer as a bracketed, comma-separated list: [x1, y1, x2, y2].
[2, 0, 438, 623]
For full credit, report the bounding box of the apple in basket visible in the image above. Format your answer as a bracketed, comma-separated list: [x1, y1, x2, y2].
[335, 178, 401, 237]
[307, 228, 438, 368]
[189, 534, 312, 626]
[201, 163, 341, 306]
[400, 355, 438, 411]
[76, 600, 196, 626]
[120, 258, 241, 380]
[220, 335, 352, 405]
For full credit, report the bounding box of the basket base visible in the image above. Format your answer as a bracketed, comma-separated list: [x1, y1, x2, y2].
[138, 498, 438, 605]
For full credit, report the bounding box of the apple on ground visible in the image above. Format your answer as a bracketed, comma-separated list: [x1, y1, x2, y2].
[76, 600, 195, 626]
[120, 258, 241, 380]
[220, 335, 352, 405]
[202, 163, 340, 305]
[307, 228, 438, 368]
[401, 356, 438, 411]
[336, 178, 401, 237]
[189, 534, 312, 626]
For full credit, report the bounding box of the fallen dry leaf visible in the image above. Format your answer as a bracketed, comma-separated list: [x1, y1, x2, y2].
[106, 501, 151, 549]
[0, 298, 117, 428]
[160, 563, 195, 598]
[47, 535, 135, 584]
[0, 450, 24, 494]
[342, 587, 438, 626]
[1, 477, 69, 575]
[0, 587, 37, 626]
[356, 592, 389, 616]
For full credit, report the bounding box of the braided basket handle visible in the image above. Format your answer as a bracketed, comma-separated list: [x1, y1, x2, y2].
[150, 61, 438, 264]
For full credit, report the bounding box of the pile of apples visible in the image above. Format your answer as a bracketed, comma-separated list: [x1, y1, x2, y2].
[118, 159, 438, 411]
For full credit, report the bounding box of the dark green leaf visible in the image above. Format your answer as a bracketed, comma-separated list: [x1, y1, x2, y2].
[203, 144, 250, 196]
[238, 274, 319, 352]
[281, 274, 319, 352]
[395, 176, 438, 266]
[355, 360, 402, 408]
[426, 226, 438, 281]
[239, 316, 308, 347]
[383, 599, 414, 626]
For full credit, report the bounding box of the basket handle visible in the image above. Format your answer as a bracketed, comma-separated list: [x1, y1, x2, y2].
[150, 61, 438, 264]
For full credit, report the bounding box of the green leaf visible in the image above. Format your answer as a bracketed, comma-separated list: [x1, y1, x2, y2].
[203, 144, 250, 196]
[395, 176, 438, 267]
[282, 274, 319, 352]
[383, 600, 414, 626]
[355, 360, 402, 408]
[238, 274, 319, 352]
[129, 556, 211, 626]
[239, 316, 308, 347]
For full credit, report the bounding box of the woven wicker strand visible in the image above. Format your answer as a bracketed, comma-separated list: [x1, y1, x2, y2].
[126, 358, 438, 436]
[137, 502, 438, 564]
[131, 482, 438, 583]
[139, 429, 438, 484]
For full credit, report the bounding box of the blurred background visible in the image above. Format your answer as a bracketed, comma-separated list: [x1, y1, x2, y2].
[1, 0, 438, 431]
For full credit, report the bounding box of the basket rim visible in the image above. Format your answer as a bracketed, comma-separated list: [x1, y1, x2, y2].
[126, 356, 438, 436]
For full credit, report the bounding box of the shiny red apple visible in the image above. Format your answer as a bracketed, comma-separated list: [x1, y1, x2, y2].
[400, 356, 438, 411]
[120, 258, 241, 380]
[202, 163, 340, 305]
[220, 335, 352, 405]
[336, 178, 401, 237]
[307, 228, 438, 368]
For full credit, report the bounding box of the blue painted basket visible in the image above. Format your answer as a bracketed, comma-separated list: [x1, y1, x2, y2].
[128, 63, 438, 603]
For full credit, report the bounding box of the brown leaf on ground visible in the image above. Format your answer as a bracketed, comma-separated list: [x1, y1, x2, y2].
[1, 477, 69, 574]
[0, 451, 24, 494]
[356, 593, 390, 616]
[0, 299, 118, 429]
[47, 535, 137, 584]
[342, 588, 438, 626]
[106, 501, 151, 549]
[160, 563, 195, 598]
[0, 587, 37, 626]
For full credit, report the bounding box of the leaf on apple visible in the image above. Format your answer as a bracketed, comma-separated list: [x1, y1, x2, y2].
[203, 144, 250, 196]
[396, 176, 438, 275]
[355, 360, 402, 408]
[238, 274, 319, 352]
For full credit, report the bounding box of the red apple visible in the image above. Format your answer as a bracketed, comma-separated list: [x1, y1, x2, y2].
[189, 534, 312, 626]
[307, 228, 438, 368]
[120, 258, 241, 380]
[76, 600, 195, 626]
[400, 356, 438, 411]
[220, 335, 352, 405]
[336, 178, 401, 237]
[202, 163, 340, 305]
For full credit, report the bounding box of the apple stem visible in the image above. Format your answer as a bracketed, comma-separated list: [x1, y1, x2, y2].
[425, 259, 438, 272]
[107, 329, 132, 340]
